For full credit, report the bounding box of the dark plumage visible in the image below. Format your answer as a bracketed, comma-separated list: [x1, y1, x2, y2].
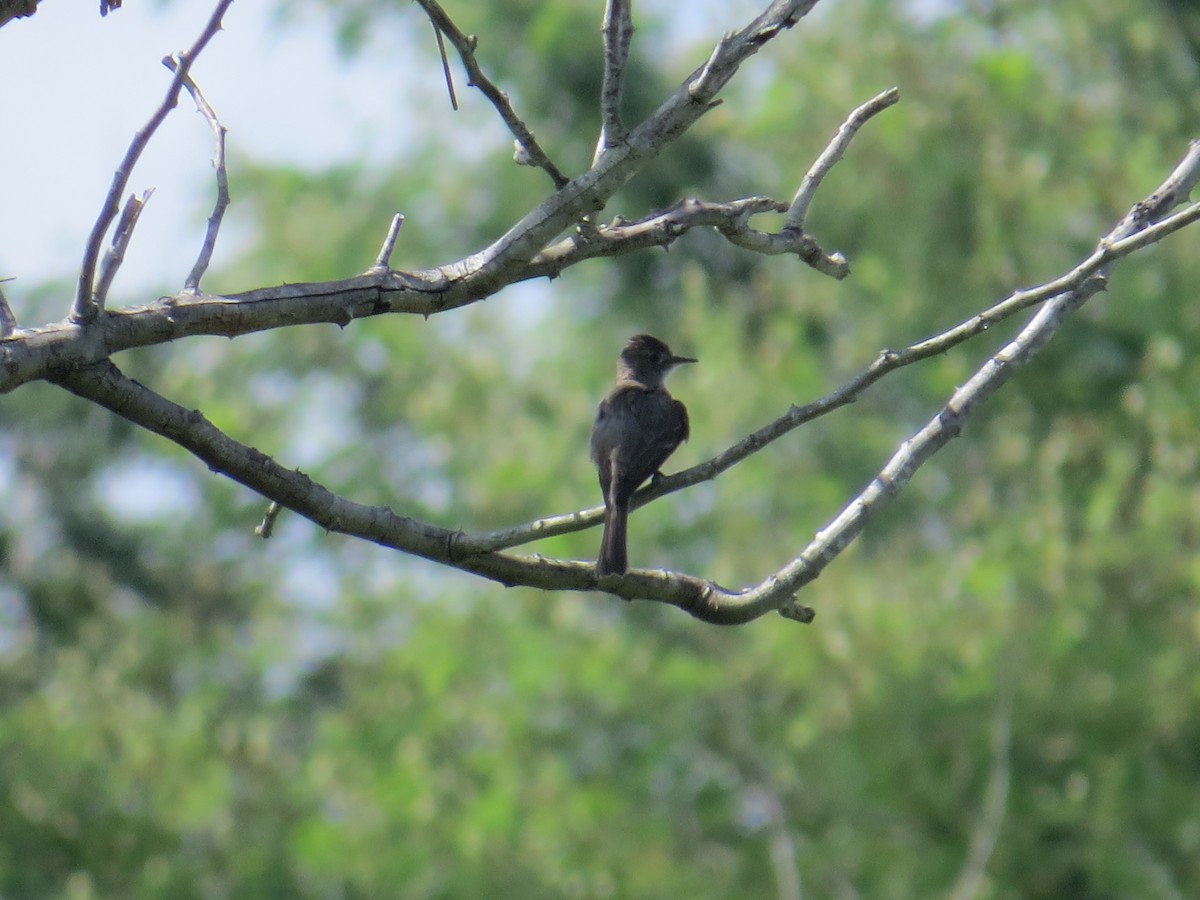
[590, 335, 694, 575]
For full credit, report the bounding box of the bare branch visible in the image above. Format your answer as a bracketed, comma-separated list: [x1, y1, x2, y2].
[595, 0, 633, 162]
[94, 189, 153, 305]
[255, 501, 283, 538]
[0, 280, 15, 338]
[722, 140, 1200, 619]
[786, 85, 899, 232]
[415, 0, 568, 189]
[454, 173, 1200, 560]
[522, 196, 849, 279]
[5, 1, 833, 395]
[162, 57, 230, 294]
[431, 19, 458, 111]
[461, 0, 821, 280]
[687, 0, 811, 103]
[46, 359, 795, 625]
[8, 190, 1200, 400]
[39, 143, 1200, 625]
[74, 0, 233, 323]
[371, 214, 406, 271]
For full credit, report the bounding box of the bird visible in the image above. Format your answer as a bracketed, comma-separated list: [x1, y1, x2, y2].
[590, 334, 695, 575]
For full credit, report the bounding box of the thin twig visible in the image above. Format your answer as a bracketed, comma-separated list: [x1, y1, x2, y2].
[371, 214, 406, 271]
[0, 280, 15, 338]
[95, 189, 153, 305]
[688, 34, 733, 102]
[74, 0, 233, 323]
[255, 501, 282, 538]
[413, 0, 569, 189]
[594, 0, 633, 163]
[521, 195, 850, 280]
[432, 20, 458, 110]
[163, 56, 230, 294]
[786, 86, 899, 232]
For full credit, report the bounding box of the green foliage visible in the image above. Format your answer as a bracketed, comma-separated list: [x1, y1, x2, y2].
[3, 0, 1200, 896]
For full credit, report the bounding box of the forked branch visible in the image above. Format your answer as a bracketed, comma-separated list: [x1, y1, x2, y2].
[73, 0, 233, 322]
[596, 0, 633, 159]
[414, 0, 569, 188]
[163, 57, 230, 294]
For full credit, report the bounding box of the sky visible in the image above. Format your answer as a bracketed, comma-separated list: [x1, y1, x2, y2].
[0, 1, 419, 308]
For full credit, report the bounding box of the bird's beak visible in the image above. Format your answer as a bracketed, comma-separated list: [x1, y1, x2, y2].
[671, 354, 698, 366]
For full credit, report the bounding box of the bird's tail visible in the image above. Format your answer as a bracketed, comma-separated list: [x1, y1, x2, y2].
[597, 499, 629, 575]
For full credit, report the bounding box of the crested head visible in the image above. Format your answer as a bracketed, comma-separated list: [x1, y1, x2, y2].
[623, 334, 673, 360]
[617, 334, 697, 386]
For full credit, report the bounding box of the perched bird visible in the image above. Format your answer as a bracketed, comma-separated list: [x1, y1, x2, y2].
[590, 334, 695, 575]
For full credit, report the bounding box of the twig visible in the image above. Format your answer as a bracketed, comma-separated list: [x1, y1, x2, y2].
[371, 214, 406, 271]
[163, 57, 230, 294]
[525, 197, 844, 277]
[594, 0, 633, 163]
[73, 0, 233, 323]
[0, 280, 15, 338]
[431, 20, 458, 111]
[786, 86, 899, 232]
[94, 189, 153, 305]
[687, 0, 807, 104]
[521, 191, 851, 280]
[413, 0, 569, 189]
[688, 34, 734, 102]
[255, 501, 282, 538]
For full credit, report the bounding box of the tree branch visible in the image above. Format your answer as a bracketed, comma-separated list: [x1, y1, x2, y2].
[6, 0, 830, 394]
[163, 58, 230, 294]
[786, 85, 899, 232]
[94, 189, 153, 306]
[44, 359, 809, 625]
[595, 0, 633, 161]
[414, 0, 569, 189]
[14, 3, 1200, 626]
[370, 213, 406, 271]
[0, 281, 15, 338]
[431, 18, 459, 111]
[525, 196, 852, 279]
[73, 0, 233, 323]
[454, 176, 1200, 558]
[36, 128, 1200, 625]
[43, 145, 1199, 625]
